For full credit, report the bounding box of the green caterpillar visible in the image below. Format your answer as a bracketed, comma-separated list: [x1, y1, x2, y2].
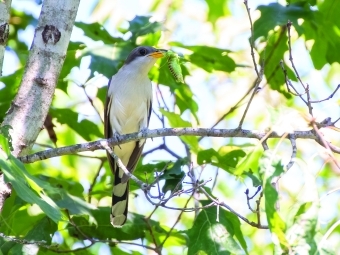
[165, 50, 184, 83]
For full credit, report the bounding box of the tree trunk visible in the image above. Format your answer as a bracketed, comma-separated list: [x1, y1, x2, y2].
[0, 0, 80, 212]
[0, 0, 12, 76]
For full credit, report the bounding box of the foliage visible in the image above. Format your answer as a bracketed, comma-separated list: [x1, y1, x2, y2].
[1, 0, 340, 254]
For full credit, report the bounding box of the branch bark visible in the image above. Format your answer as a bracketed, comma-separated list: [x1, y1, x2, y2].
[18, 127, 338, 164]
[0, 0, 12, 76]
[0, 0, 80, 212]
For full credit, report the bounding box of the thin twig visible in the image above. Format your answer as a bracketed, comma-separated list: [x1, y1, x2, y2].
[310, 84, 340, 103]
[199, 185, 268, 229]
[243, 0, 259, 76]
[88, 160, 104, 203]
[287, 20, 307, 91]
[80, 84, 104, 123]
[310, 118, 340, 170]
[142, 142, 182, 159]
[66, 210, 94, 242]
[100, 140, 147, 188]
[279, 60, 307, 100]
[237, 67, 264, 128]
[159, 194, 194, 248]
[245, 186, 262, 213]
[144, 218, 162, 255]
[255, 192, 263, 226]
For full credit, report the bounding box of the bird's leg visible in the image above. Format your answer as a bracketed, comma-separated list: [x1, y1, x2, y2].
[139, 127, 150, 144]
[113, 131, 122, 149]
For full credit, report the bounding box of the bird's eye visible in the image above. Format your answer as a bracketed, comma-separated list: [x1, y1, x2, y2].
[139, 48, 147, 56]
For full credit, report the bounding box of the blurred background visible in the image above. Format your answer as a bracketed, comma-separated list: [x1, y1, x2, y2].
[1, 0, 340, 254]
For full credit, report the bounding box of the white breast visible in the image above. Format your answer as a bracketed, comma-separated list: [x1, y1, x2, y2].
[107, 59, 153, 166]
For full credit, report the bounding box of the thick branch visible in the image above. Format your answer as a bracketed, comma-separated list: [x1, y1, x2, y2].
[0, 0, 11, 76]
[19, 127, 335, 164]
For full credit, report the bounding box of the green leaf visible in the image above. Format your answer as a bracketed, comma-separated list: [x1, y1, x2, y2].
[0, 69, 24, 122]
[131, 161, 168, 191]
[110, 248, 143, 255]
[55, 193, 96, 215]
[286, 166, 319, 253]
[68, 208, 166, 241]
[128, 16, 163, 42]
[0, 192, 45, 237]
[197, 147, 246, 174]
[58, 41, 85, 92]
[254, 3, 312, 40]
[79, 42, 136, 78]
[255, 2, 340, 72]
[287, 0, 316, 6]
[0, 125, 13, 152]
[243, 170, 262, 187]
[0, 135, 63, 224]
[137, 30, 162, 46]
[259, 28, 295, 98]
[159, 159, 186, 193]
[187, 206, 247, 255]
[50, 108, 102, 141]
[294, 202, 313, 222]
[260, 153, 288, 250]
[303, 1, 340, 69]
[75, 22, 123, 44]
[318, 0, 340, 28]
[174, 82, 199, 122]
[235, 145, 263, 176]
[205, 0, 229, 25]
[160, 109, 192, 127]
[155, 60, 199, 120]
[160, 109, 199, 151]
[171, 42, 236, 73]
[8, 217, 57, 255]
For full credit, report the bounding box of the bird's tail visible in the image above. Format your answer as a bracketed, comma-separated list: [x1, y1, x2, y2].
[110, 165, 129, 227]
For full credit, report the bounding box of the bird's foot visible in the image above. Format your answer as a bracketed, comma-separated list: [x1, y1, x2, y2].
[139, 128, 149, 144]
[113, 132, 122, 149]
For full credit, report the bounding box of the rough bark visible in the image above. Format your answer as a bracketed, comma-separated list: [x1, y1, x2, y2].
[0, 0, 80, 211]
[0, 0, 12, 76]
[2, 0, 80, 157]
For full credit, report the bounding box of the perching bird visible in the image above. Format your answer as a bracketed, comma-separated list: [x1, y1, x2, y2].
[104, 46, 164, 227]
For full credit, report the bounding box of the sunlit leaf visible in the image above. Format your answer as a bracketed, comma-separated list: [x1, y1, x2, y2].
[260, 152, 288, 250]
[7, 217, 57, 254]
[0, 135, 63, 224]
[205, 0, 229, 25]
[160, 109, 199, 151]
[50, 108, 102, 141]
[187, 205, 248, 254]
[197, 147, 246, 174]
[170, 42, 236, 73]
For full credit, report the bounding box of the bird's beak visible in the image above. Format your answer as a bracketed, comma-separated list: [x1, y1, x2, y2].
[147, 49, 166, 59]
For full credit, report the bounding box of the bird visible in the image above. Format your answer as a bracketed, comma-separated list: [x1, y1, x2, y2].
[104, 46, 165, 227]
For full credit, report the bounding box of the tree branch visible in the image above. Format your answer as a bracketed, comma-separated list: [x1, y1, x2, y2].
[18, 127, 338, 164]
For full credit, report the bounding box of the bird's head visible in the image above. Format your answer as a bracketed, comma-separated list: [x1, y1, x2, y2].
[124, 46, 166, 75]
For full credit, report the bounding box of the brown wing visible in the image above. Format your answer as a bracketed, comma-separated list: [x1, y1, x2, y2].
[104, 78, 117, 174]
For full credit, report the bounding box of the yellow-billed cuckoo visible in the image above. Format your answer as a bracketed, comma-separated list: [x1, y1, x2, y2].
[104, 46, 165, 227]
